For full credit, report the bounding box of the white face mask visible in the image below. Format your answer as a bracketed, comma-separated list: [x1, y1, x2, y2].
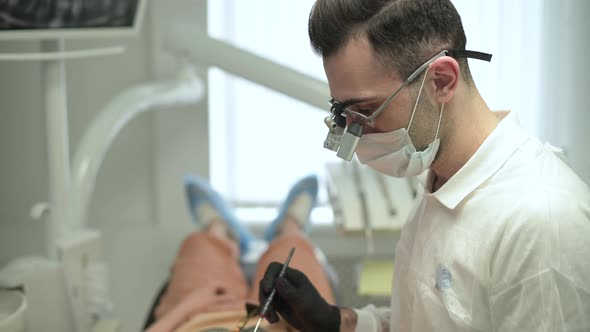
[355, 73, 444, 177]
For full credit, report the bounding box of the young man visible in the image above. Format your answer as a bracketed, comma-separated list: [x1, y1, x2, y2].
[259, 1, 590, 331]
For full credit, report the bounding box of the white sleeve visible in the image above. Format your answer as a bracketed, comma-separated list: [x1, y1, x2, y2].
[490, 269, 590, 332]
[489, 184, 590, 331]
[353, 305, 390, 332]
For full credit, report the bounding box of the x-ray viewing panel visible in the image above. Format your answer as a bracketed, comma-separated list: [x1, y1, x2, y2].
[0, 0, 147, 40]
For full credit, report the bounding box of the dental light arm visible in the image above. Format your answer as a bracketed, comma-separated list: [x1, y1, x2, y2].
[68, 64, 204, 233]
[163, 23, 330, 111]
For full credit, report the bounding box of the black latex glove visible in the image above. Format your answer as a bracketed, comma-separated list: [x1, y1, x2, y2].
[259, 262, 340, 332]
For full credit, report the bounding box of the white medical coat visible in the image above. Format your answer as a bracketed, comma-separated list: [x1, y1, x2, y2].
[355, 111, 590, 332]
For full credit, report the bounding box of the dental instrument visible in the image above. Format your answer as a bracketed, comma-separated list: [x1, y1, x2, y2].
[253, 247, 296, 332]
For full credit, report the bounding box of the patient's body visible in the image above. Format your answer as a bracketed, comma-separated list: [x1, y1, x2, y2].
[145, 175, 333, 332]
[147, 219, 335, 332]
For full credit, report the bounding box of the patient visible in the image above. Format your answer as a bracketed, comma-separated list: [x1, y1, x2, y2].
[144, 174, 335, 332]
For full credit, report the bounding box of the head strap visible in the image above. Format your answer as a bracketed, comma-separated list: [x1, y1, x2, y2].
[446, 49, 492, 62]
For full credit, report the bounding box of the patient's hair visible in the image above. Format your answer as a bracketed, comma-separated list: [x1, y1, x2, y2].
[308, 0, 473, 83]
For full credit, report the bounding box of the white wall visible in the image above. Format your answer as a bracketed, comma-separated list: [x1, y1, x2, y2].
[541, 0, 590, 184]
[0, 41, 49, 262]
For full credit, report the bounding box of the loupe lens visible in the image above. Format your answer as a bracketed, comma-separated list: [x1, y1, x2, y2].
[336, 122, 363, 161]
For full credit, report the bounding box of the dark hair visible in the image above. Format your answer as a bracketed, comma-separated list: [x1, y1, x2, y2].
[308, 0, 472, 82]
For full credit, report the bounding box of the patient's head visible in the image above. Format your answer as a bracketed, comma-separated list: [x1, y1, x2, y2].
[201, 328, 268, 332]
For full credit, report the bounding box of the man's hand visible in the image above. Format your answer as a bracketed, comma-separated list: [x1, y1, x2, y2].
[259, 262, 341, 332]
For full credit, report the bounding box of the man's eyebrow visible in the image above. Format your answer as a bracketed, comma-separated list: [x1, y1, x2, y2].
[331, 96, 378, 107]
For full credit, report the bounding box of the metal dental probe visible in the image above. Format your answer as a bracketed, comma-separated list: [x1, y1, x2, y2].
[253, 247, 296, 332]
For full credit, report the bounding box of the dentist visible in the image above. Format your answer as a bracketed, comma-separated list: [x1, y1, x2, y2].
[259, 0, 590, 331]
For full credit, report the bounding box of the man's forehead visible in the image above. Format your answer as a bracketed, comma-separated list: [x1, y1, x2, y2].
[322, 36, 400, 104]
[323, 36, 379, 76]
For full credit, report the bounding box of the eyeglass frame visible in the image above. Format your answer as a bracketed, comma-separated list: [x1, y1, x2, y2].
[328, 49, 492, 128]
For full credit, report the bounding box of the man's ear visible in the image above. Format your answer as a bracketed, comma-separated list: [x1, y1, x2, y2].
[427, 57, 460, 104]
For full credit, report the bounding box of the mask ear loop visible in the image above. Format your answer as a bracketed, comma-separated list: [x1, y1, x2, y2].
[434, 103, 445, 140]
[407, 71, 429, 132]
